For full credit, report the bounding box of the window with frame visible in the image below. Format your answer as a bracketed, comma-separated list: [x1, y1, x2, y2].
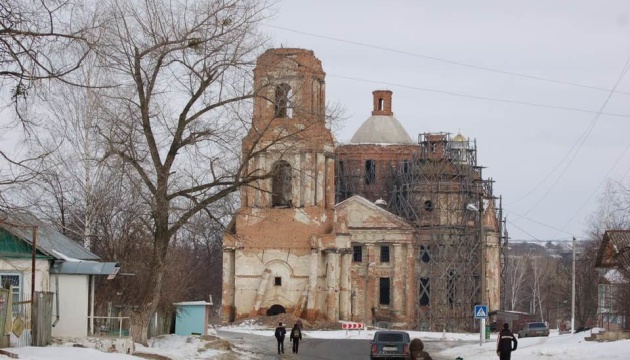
[0, 273, 21, 304]
[402, 160, 410, 174]
[379, 277, 390, 305]
[352, 245, 363, 262]
[274, 83, 292, 118]
[365, 160, 376, 185]
[447, 270, 455, 308]
[272, 160, 293, 207]
[420, 245, 431, 263]
[380, 245, 390, 263]
[274, 277, 282, 286]
[419, 278, 430, 306]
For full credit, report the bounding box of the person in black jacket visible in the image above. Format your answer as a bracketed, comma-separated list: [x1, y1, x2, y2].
[290, 323, 303, 354]
[274, 322, 286, 354]
[496, 323, 518, 360]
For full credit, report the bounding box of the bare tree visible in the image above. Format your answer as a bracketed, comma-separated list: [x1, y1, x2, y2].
[504, 252, 528, 311]
[91, 0, 279, 343]
[1, 0, 99, 211]
[1, 0, 95, 103]
[528, 255, 552, 321]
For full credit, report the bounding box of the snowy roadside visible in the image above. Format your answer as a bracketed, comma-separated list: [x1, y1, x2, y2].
[0, 327, 627, 360]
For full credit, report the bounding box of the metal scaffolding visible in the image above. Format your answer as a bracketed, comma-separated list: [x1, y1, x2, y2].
[335, 132, 505, 332]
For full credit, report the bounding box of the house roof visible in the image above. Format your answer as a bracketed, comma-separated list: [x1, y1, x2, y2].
[0, 211, 100, 261]
[595, 230, 630, 268]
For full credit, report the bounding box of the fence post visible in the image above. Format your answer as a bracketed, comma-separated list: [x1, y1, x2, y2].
[32, 292, 53, 346]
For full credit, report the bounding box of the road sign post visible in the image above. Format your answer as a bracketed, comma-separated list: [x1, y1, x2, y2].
[474, 305, 488, 346]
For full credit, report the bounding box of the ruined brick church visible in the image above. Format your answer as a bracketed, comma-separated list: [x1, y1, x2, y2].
[222, 48, 504, 331]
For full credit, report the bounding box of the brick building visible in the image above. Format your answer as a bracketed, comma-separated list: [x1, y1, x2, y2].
[222, 48, 504, 331]
[222, 48, 351, 323]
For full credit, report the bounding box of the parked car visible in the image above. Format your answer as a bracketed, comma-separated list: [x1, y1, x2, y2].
[369, 330, 411, 360]
[517, 322, 550, 338]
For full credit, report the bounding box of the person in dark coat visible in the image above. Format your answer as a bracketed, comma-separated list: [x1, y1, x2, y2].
[290, 323, 303, 354]
[496, 323, 518, 360]
[274, 322, 286, 354]
[409, 338, 433, 360]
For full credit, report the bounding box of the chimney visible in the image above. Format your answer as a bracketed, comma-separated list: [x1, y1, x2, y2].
[372, 90, 393, 116]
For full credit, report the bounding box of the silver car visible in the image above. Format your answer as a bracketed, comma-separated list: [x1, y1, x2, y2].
[518, 322, 549, 337]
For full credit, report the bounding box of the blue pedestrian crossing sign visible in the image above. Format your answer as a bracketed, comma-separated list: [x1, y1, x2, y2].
[474, 305, 488, 319]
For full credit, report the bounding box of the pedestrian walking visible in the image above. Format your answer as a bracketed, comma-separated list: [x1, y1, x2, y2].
[290, 323, 303, 354]
[409, 338, 433, 360]
[496, 323, 518, 360]
[274, 322, 286, 354]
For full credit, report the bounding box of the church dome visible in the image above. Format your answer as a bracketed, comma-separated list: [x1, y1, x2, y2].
[350, 90, 414, 145]
[453, 132, 467, 142]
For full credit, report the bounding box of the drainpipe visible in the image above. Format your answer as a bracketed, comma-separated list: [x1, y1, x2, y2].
[90, 275, 95, 335]
[52, 273, 60, 327]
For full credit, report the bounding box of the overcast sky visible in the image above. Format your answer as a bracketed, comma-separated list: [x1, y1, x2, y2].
[264, 0, 630, 243]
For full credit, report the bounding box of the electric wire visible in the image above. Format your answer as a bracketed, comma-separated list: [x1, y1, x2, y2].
[327, 73, 630, 118]
[514, 54, 630, 218]
[265, 24, 630, 96]
[266, 24, 630, 242]
[503, 209, 573, 236]
[553, 139, 630, 239]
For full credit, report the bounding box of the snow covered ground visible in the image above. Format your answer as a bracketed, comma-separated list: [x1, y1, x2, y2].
[2, 325, 628, 359]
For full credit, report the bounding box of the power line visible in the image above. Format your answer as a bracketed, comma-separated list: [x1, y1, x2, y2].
[557, 139, 630, 236]
[327, 73, 630, 118]
[506, 219, 544, 242]
[504, 209, 573, 236]
[265, 24, 630, 96]
[516, 53, 630, 219]
[509, 238, 592, 243]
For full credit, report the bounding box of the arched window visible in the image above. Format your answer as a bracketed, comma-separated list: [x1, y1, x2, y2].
[274, 83, 292, 118]
[272, 160, 293, 207]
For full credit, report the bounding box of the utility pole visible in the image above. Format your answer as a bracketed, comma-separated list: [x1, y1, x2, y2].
[571, 236, 576, 334]
[479, 195, 486, 344]
[480, 195, 486, 306]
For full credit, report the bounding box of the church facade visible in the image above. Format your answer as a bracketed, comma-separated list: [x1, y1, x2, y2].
[222, 48, 503, 331]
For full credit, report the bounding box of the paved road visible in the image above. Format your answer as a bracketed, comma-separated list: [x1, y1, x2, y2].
[217, 330, 461, 360]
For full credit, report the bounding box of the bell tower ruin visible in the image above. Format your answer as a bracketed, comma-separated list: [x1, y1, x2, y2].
[222, 48, 351, 323]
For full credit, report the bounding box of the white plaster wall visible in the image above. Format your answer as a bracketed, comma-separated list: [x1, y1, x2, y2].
[51, 274, 89, 337]
[233, 250, 313, 315]
[0, 259, 50, 296]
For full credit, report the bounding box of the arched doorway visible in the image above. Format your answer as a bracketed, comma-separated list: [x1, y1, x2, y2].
[266, 304, 286, 316]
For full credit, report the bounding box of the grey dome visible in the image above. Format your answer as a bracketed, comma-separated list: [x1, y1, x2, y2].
[350, 115, 414, 144]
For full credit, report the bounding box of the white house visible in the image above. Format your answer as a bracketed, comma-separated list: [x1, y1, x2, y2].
[0, 211, 119, 340]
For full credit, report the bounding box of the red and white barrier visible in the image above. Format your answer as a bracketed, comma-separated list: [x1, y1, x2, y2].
[341, 322, 365, 330]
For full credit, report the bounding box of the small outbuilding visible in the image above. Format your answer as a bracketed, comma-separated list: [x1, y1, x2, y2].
[174, 300, 213, 336]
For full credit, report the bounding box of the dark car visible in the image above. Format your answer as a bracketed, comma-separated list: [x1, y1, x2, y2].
[517, 322, 550, 338]
[369, 330, 411, 360]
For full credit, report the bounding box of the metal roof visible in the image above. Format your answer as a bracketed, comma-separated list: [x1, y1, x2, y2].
[51, 260, 119, 276]
[0, 211, 100, 261]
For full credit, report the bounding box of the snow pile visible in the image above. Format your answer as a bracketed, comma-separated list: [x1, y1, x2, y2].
[440, 329, 629, 360]
[7, 346, 138, 360]
[134, 333, 228, 359]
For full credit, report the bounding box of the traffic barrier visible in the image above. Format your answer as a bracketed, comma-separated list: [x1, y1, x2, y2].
[341, 322, 365, 330]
